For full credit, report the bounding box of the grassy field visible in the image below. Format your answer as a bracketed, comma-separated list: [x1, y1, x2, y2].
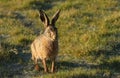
[0, 0, 120, 78]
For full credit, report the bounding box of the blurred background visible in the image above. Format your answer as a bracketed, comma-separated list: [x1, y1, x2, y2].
[0, 0, 120, 78]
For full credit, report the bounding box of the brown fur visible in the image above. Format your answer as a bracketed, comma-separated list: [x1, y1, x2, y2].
[31, 35, 58, 60]
[31, 10, 60, 73]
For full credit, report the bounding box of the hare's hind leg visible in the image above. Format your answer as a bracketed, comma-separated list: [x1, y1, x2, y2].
[31, 44, 40, 71]
[32, 56, 40, 71]
[34, 59, 40, 71]
[42, 59, 48, 72]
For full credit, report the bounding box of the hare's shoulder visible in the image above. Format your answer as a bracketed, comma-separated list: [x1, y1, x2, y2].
[34, 35, 52, 44]
[34, 35, 44, 40]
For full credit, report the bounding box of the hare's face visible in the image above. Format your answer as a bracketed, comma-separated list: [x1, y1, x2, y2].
[39, 10, 60, 40]
[44, 26, 57, 40]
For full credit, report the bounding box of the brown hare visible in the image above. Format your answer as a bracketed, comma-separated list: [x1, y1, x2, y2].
[31, 10, 60, 73]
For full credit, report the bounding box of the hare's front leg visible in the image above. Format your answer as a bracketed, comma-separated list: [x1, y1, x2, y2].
[42, 59, 48, 72]
[51, 59, 55, 73]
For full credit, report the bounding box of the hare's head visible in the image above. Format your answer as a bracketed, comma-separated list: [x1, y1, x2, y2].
[39, 10, 60, 40]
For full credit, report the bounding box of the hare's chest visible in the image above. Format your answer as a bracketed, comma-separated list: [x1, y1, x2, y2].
[53, 41, 58, 51]
[44, 41, 58, 54]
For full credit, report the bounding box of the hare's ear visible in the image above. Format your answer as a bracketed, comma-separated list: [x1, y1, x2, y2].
[39, 10, 50, 27]
[51, 10, 61, 26]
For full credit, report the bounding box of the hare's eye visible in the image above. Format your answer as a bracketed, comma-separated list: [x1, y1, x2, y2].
[50, 28, 54, 31]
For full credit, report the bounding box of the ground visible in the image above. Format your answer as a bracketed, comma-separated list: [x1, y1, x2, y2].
[0, 0, 120, 78]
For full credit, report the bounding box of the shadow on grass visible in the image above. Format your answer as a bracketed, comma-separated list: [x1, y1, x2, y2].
[89, 41, 120, 74]
[70, 74, 97, 78]
[29, 0, 65, 10]
[99, 60, 120, 73]
[85, 28, 120, 77]
[56, 61, 81, 70]
[0, 38, 32, 63]
[0, 41, 31, 77]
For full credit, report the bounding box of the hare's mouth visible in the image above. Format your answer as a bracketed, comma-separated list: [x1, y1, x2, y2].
[52, 35, 56, 40]
[50, 37, 56, 41]
[50, 35, 57, 41]
[50, 32, 56, 40]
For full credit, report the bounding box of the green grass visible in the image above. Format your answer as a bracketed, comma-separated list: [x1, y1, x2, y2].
[0, 0, 120, 78]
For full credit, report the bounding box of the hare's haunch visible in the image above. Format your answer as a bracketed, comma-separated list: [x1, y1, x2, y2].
[31, 10, 60, 73]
